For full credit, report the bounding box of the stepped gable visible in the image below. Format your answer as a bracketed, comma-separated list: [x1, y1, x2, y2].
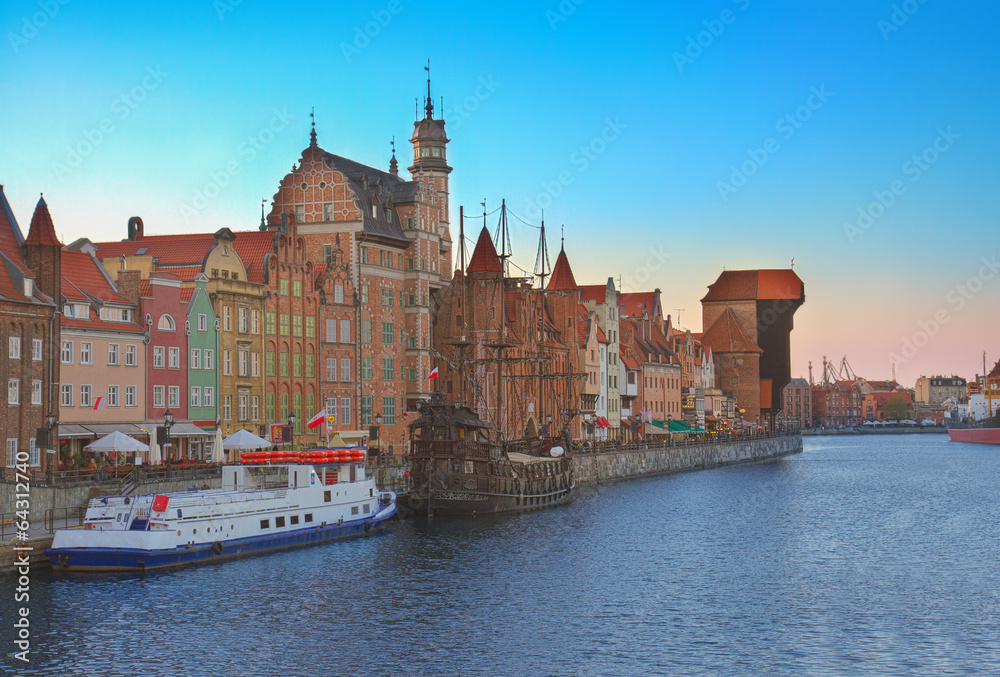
[467, 226, 502, 273]
[547, 245, 578, 290]
[701, 307, 762, 354]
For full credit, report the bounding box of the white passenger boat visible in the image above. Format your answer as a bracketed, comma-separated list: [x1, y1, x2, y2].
[46, 449, 397, 571]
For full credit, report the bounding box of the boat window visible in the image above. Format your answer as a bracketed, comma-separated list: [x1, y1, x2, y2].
[363, 504, 370, 513]
[304, 513, 313, 522]
[433, 428, 446, 441]
[459, 428, 466, 438]
[464, 461, 475, 474]
[276, 516, 285, 528]
[260, 519, 269, 529]
[449, 459, 462, 473]
[351, 506, 359, 515]
[193, 529, 197, 534]
[324, 491, 331, 503]
[291, 515, 299, 525]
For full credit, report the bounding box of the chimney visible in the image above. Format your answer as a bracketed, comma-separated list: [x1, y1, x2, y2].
[117, 270, 141, 304]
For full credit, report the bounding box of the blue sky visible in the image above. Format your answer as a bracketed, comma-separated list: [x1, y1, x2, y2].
[2, 0, 999, 385]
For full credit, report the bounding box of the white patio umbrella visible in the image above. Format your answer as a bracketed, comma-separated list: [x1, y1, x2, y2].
[85, 430, 150, 453]
[86, 430, 150, 466]
[149, 436, 162, 465]
[212, 427, 225, 463]
[222, 429, 272, 450]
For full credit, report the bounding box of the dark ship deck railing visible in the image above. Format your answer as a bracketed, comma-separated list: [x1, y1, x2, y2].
[412, 439, 493, 459]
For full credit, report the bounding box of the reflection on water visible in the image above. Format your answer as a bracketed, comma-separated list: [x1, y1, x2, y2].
[4, 434, 999, 676]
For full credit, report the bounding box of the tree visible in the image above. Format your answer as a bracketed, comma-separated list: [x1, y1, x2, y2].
[882, 394, 913, 421]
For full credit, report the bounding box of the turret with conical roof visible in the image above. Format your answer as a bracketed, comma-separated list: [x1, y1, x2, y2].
[547, 240, 578, 291]
[467, 226, 502, 275]
[22, 195, 62, 301]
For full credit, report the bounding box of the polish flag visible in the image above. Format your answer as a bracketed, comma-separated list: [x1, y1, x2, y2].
[428, 367, 439, 379]
[93, 397, 106, 411]
[306, 408, 327, 430]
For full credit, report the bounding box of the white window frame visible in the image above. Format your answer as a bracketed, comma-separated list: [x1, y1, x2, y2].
[191, 387, 201, 408]
[31, 379, 42, 405]
[125, 343, 137, 367]
[204, 387, 214, 408]
[168, 347, 179, 369]
[204, 349, 214, 370]
[30, 437, 39, 467]
[81, 341, 92, 365]
[153, 385, 164, 408]
[8, 378, 20, 404]
[108, 343, 120, 366]
[32, 338, 42, 361]
[251, 310, 260, 334]
[80, 385, 92, 407]
[168, 386, 179, 408]
[198, 313, 207, 332]
[153, 346, 164, 368]
[191, 348, 201, 370]
[61, 384, 73, 407]
[6, 438, 17, 468]
[251, 395, 259, 421]
[107, 385, 119, 407]
[125, 385, 137, 408]
[61, 340, 73, 364]
[9, 336, 21, 359]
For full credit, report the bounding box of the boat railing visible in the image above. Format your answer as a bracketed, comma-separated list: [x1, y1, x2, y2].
[412, 439, 492, 459]
[156, 488, 289, 511]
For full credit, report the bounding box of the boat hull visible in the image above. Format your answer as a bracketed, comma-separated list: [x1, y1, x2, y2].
[408, 486, 573, 517]
[46, 511, 395, 572]
[947, 427, 1000, 445]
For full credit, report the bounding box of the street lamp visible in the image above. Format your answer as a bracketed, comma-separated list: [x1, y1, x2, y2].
[374, 412, 382, 464]
[288, 412, 296, 448]
[164, 409, 174, 462]
[45, 411, 57, 482]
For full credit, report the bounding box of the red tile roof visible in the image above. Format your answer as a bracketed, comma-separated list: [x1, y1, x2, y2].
[24, 197, 61, 247]
[578, 284, 607, 304]
[0, 186, 32, 278]
[180, 287, 194, 302]
[702, 269, 804, 302]
[467, 227, 502, 273]
[620, 291, 656, 318]
[154, 266, 203, 281]
[93, 233, 217, 266]
[596, 324, 609, 343]
[61, 250, 132, 304]
[547, 247, 578, 290]
[701, 308, 762, 354]
[232, 230, 276, 284]
[577, 305, 591, 348]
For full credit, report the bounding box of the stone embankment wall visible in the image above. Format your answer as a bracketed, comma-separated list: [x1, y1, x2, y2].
[573, 434, 802, 485]
[1, 476, 222, 524]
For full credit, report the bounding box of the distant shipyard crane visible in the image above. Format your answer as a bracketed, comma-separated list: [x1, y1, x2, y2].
[821, 355, 858, 384]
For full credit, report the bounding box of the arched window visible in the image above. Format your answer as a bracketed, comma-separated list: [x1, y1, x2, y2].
[158, 315, 175, 331]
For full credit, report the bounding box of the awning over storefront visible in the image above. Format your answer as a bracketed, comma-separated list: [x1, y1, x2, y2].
[58, 424, 94, 438]
[168, 422, 213, 436]
[644, 422, 668, 436]
[79, 423, 149, 436]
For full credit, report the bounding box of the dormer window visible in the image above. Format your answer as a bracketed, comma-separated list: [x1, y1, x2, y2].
[23, 279, 33, 297]
[222, 246, 229, 256]
[371, 203, 378, 218]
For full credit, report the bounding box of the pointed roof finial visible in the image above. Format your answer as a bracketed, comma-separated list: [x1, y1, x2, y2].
[309, 107, 317, 147]
[259, 198, 267, 231]
[424, 58, 434, 118]
[389, 136, 398, 176]
[560, 224, 565, 252]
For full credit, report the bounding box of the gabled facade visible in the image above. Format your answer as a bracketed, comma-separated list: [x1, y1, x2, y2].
[185, 276, 219, 436]
[579, 278, 621, 438]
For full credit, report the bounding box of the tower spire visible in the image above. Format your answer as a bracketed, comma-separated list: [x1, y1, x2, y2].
[259, 198, 267, 231]
[560, 224, 565, 252]
[309, 107, 317, 147]
[424, 58, 434, 118]
[389, 136, 398, 175]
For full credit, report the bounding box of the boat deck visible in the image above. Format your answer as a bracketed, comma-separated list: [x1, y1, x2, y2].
[507, 452, 557, 464]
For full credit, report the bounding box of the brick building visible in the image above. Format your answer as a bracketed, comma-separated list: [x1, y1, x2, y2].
[1, 190, 60, 479]
[701, 269, 805, 426]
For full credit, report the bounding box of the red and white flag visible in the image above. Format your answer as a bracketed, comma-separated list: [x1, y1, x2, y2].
[93, 397, 106, 411]
[428, 367, 439, 379]
[306, 408, 327, 430]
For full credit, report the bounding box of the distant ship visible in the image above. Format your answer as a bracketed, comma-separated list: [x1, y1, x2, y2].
[946, 414, 1000, 445]
[407, 392, 574, 517]
[46, 450, 396, 572]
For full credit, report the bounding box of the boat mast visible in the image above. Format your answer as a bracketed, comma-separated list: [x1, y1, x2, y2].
[535, 218, 551, 433]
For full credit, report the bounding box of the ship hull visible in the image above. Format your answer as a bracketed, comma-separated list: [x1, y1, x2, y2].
[46, 512, 393, 572]
[947, 427, 1000, 445]
[408, 485, 573, 517]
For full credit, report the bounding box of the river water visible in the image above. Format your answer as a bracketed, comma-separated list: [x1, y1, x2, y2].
[4, 434, 1000, 676]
